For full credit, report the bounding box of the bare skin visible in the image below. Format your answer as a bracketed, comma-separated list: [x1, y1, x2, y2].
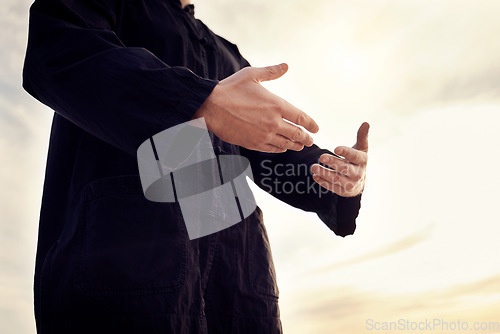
[193, 63, 318, 153]
[180, 0, 191, 8]
[193, 60, 369, 197]
[311, 122, 369, 197]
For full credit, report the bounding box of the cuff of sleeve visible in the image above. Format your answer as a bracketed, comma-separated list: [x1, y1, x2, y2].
[171, 67, 219, 120]
[318, 193, 362, 237]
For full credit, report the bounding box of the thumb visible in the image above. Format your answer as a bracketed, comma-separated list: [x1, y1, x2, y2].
[353, 122, 370, 152]
[253, 63, 289, 82]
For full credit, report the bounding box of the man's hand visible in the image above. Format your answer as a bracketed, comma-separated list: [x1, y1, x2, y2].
[311, 122, 370, 197]
[193, 63, 319, 153]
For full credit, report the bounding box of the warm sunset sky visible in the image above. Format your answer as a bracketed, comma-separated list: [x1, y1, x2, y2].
[1, 1, 500, 333]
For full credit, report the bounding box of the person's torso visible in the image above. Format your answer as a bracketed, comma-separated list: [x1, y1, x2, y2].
[38, 0, 250, 273]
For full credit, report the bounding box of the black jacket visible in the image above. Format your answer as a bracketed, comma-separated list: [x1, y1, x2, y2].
[23, 0, 361, 331]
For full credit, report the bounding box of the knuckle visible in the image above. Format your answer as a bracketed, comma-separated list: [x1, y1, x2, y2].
[270, 117, 282, 129]
[264, 100, 283, 115]
[292, 127, 302, 141]
[273, 99, 286, 114]
[264, 132, 273, 143]
[333, 173, 340, 183]
[351, 167, 361, 179]
[291, 142, 303, 151]
[277, 146, 287, 153]
[281, 138, 291, 148]
[316, 168, 324, 178]
[266, 66, 276, 76]
[262, 116, 276, 129]
[347, 154, 357, 164]
[296, 111, 307, 126]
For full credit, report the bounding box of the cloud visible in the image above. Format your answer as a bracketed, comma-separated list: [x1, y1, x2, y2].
[282, 275, 500, 334]
[433, 68, 500, 105]
[311, 223, 434, 273]
[199, 0, 500, 115]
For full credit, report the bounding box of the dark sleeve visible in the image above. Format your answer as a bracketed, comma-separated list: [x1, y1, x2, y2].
[240, 145, 362, 237]
[22, 0, 218, 156]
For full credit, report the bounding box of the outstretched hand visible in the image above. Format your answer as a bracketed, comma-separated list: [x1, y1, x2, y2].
[193, 63, 319, 153]
[311, 122, 370, 197]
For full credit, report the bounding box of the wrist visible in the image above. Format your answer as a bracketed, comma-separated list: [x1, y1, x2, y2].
[192, 84, 220, 131]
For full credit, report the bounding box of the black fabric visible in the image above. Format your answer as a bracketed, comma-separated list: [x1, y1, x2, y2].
[22, 0, 362, 333]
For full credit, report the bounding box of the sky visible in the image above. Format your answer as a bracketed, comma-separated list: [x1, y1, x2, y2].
[1, 0, 500, 333]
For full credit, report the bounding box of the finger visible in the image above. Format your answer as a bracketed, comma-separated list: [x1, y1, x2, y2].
[334, 146, 367, 165]
[353, 122, 370, 152]
[311, 164, 352, 188]
[312, 174, 350, 196]
[312, 173, 359, 196]
[280, 101, 319, 134]
[277, 120, 314, 146]
[317, 155, 354, 177]
[259, 143, 288, 153]
[252, 63, 289, 82]
[269, 134, 305, 151]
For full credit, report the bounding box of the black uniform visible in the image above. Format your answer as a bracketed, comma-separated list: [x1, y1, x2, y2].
[22, 0, 362, 333]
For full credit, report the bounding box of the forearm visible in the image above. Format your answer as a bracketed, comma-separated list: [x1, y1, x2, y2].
[239, 144, 361, 236]
[23, 0, 218, 157]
